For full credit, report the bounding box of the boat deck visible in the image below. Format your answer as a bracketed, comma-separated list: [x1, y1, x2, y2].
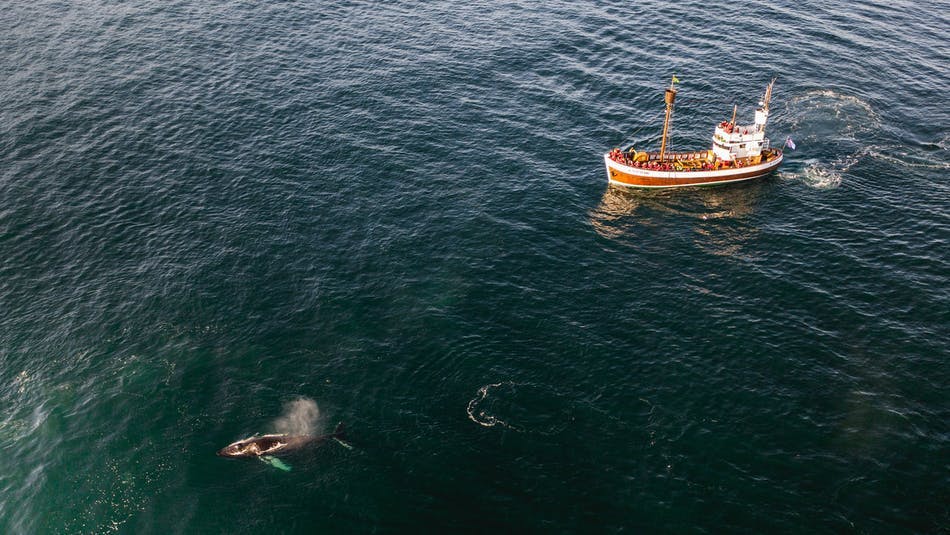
[607, 148, 781, 172]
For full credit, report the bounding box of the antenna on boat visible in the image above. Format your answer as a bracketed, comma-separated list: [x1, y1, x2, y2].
[659, 75, 679, 159]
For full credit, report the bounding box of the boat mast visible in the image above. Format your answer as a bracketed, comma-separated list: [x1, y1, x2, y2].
[754, 78, 777, 133]
[762, 77, 776, 112]
[659, 75, 678, 159]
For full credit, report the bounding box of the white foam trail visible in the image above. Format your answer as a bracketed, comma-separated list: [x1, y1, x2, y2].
[780, 153, 857, 189]
[864, 147, 950, 170]
[786, 89, 881, 128]
[13, 370, 30, 394]
[466, 382, 580, 435]
[466, 382, 518, 430]
[272, 397, 321, 436]
[802, 162, 843, 189]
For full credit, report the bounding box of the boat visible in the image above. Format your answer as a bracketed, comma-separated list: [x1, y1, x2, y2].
[604, 77, 783, 188]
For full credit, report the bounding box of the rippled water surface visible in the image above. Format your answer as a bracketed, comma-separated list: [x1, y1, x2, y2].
[1, 1, 948, 532]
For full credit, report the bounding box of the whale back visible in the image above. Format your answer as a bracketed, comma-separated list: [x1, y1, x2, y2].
[217, 434, 312, 457]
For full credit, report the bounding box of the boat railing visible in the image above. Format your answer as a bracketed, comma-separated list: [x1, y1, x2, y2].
[647, 151, 708, 162]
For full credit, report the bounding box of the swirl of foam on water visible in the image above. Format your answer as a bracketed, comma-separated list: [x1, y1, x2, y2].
[778, 153, 857, 189]
[786, 89, 881, 132]
[779, 88, 880, 189]
[465, 382, 579, 435]
[466, 382, 518, 431]
[782, 90, 881, 184]
[801, 162, 843, 189]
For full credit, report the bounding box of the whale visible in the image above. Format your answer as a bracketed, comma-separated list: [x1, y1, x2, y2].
[217, 422, 350, 470]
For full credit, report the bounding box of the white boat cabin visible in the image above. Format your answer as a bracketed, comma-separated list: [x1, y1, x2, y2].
[710, 83, 774, 162]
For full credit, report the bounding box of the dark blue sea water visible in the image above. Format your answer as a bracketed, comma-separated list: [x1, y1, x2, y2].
[1, 1, 948, 532]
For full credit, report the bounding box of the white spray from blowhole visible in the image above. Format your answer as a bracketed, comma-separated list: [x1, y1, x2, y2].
[272, 397, 322, 436]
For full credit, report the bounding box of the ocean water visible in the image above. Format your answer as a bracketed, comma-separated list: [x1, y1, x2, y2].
[1, 1, 948, 532]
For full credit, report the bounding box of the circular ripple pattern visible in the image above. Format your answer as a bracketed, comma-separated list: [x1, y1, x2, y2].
[1, 1, 948, 532]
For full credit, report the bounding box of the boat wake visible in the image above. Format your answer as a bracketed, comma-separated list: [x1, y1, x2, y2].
[779, 142, 949, 189]
[782, 89, 949, 186]
[862, 145, 950, 170]
[802, 162, 843, 189]
[785, 158, 849, 189]
[780, 89, 885, 188]
[785, 89, 881, 136]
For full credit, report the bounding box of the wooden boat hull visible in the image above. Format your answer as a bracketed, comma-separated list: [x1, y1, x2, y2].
[604, 151, 783, 188]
